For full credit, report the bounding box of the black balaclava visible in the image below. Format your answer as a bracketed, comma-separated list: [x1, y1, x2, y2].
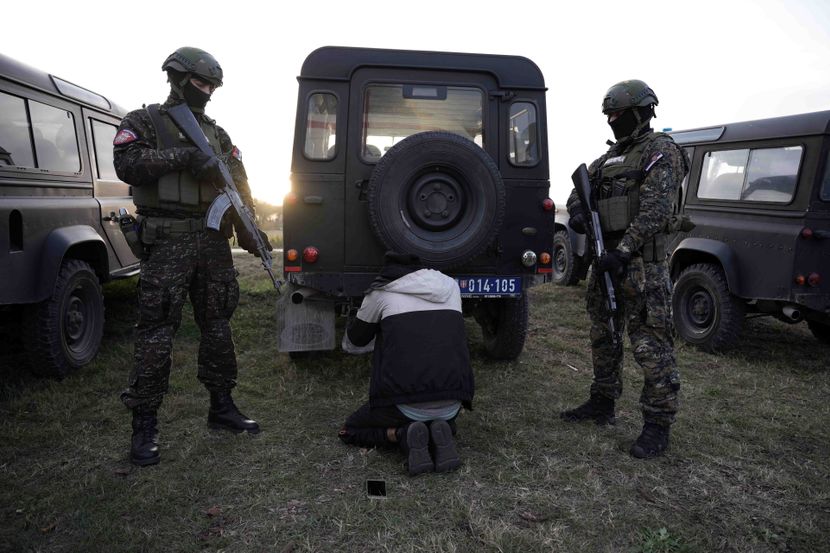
[609, 106, 655, 141]
[182, 80, 211, 110]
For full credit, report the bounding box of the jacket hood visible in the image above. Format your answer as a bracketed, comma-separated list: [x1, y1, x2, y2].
[379, 269, 456, 304]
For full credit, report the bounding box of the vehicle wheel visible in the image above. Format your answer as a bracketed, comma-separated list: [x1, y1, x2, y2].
[367, 131, 505, 269]
[672, 263, 745, 352]
[475, 294, 529, 360]
[552, 230, 582, 286]
[807, 320, 830, 345]
[22, 259, 104, 378]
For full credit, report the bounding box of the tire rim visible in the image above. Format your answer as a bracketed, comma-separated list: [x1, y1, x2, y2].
[682, 285, 715, 336]
[554, 245, 568, 273]
[63, 280, 96, 356]
[407, 172, 464, 231]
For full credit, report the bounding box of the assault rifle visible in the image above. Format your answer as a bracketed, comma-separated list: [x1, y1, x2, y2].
[571, 163, 619, 345]
[168, 103, 282, 292]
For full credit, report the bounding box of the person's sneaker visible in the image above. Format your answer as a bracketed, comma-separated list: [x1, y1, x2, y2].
[130, 409, 160, 466]
[208, 391, 260, 434]
[401, 422, 433, 476]
[429, 420, 461, 473]
[629, 422, 670, 459]
[560, 394, 616, 425]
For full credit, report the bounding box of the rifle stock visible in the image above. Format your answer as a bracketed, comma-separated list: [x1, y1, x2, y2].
[571, 163, 619, 344]
[167, 103, 282, 292]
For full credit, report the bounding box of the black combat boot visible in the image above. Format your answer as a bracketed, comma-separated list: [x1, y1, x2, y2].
[560, 394, 616, 425]
[629, 422, 670, 459]
[208, 391, 260, 434]
[130, 408, 160, 466]
[396, 422, 433, 476]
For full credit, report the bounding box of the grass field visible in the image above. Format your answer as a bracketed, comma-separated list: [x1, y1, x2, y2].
[1, 254, 829, 553]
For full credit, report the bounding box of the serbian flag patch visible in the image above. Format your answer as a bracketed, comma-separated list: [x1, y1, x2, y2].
[113, 129, 139, 145]
[644, 151, 664, 173]
[231, 146, 242, 160]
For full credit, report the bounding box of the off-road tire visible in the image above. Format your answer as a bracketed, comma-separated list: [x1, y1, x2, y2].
[477, 294, 529, 360]
[673, 263, 744, 352]
[367, 131, 505, 269]
[807, 320, 830, 345]
[553, 230, 582, 286]
[22, 259, 104, 378]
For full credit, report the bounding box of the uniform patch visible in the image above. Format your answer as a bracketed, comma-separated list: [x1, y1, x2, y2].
[644, 152, 664, 172]
[113, 129, 139, 145]
[231, 146, 242, 161]
[604, 155, 626, 166]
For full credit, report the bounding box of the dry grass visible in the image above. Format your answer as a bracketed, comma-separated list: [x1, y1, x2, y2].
[1, 254, 828, 552]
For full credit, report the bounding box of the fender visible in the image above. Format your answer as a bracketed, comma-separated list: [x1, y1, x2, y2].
[670, 237, 742, 296]
[36, 226, 108, 302]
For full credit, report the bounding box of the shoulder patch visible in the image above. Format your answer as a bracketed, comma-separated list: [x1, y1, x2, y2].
[604, 155, 626, 166]
[232, 146, 242, 161]
[113, 129, 139, 145]
[644, 152, 664, 173]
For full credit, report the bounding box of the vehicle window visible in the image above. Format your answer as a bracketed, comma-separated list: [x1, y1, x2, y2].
[509, 102, 538, 166]
[741, 146, 801, 202]
[304, 93, 337, 160]
[698, 149, 748, 200]
[820, 150, 830, 201]
[29, 100, 80, 172]
[362, 85, 483, 162]
[0, 91, 35, 167]
[91, 119, 119, 180]
[698, 146, 801, 203]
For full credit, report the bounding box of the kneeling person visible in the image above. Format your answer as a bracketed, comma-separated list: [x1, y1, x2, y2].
[339, 252, 474, 476]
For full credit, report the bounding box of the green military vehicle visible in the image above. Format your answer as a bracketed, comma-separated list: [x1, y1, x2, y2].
[279, 46, 555, 359]
[0, 53, 139, 377]
[668, 110, 830, 350]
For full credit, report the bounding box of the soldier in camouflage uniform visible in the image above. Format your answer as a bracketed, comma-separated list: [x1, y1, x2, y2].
[114, 47, 271, 466]
[561, 80, 688, 459]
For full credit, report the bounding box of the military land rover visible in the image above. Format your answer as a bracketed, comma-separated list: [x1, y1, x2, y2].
[0, 53, 139, 377]
[279, 46, 554, 359]
[669, 110, 830, 350]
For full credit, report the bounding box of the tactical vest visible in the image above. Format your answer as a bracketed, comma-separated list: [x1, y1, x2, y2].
[132, 104, 222, 214]
[593, 132, 686, 261]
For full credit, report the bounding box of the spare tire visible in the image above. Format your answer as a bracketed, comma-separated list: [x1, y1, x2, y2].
[367, 131, 505, 269]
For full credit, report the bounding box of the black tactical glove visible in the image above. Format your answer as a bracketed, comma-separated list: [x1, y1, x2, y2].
[189, 149, 224, 189]
[569, 212, 587, 234]
[597, 249, 631, 278]
[237, 227, 273, 258]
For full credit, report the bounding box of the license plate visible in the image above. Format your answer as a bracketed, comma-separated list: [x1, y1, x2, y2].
[455, 276, 522, 297]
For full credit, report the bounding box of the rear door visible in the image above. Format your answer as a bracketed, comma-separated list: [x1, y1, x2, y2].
[344, 67, 498, 268]
[82, 108, 138, 269]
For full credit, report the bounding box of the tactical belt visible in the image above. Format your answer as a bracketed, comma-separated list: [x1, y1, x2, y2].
[604, 233, 667, 263]
[143, 216, 206, 239]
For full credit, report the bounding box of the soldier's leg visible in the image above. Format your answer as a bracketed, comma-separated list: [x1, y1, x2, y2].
[628, 261, 679, 458]
[191, 231, 257, 433]
[121, 234, 195, 465]
[561, 267, 624, 425]
[121, 235, 194, 411]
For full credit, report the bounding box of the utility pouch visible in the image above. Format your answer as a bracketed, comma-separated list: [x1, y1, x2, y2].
[641, 233, 668, 262]
[598, 195, 636, 233]
[118, 209, 145, 259]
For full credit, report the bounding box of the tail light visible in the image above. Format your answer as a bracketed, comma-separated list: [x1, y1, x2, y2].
[808, 272, 821, 287]
[521, 250, 537, 267]
[303, 246, 319, 263]
[539, 252, 552, 265]
[286, 249, 299, 262]
[542, 198, 555, 212]
[285, 191, 298, 205]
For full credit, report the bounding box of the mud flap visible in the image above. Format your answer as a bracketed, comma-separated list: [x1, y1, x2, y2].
[276, 283, 335, 352]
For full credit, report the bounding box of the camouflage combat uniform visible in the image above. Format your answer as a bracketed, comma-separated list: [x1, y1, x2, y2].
[114, 96, 254, 411]
[567, 127, 688, 427]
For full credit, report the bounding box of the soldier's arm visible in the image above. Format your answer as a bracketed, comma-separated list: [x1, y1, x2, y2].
[216, 125, 255, 211]
[618, 143, 682, 255]
[113, 109, 196, 187]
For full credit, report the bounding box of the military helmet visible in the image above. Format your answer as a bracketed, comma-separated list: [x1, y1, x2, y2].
[161, 47, 223, 87]
[601, 79, 658, 114]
